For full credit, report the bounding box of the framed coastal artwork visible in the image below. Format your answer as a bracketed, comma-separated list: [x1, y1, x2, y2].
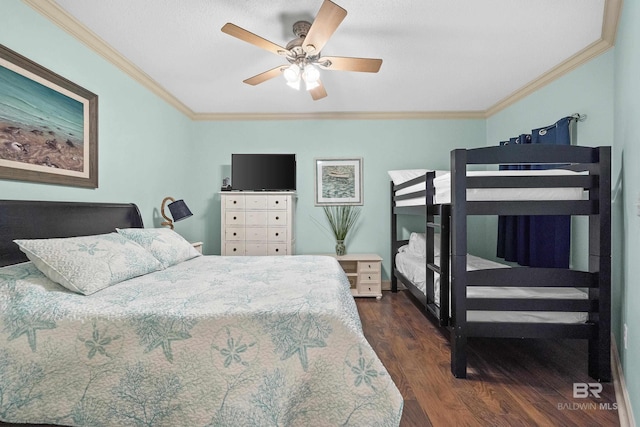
[0, 44, 98, 188]
[314, 157, 363, 206]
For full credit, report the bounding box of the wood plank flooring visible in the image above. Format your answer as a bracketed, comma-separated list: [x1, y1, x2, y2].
[356, 290, 620, 427]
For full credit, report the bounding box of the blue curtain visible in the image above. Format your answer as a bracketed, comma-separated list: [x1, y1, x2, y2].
[496, 116, 573, 268]
[496, 134, 531, 265]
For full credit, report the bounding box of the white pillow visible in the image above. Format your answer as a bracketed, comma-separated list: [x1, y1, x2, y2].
[407, 232, 441, 257]
[14, 233, 163, 295]
[387, 169, 430, 185]
[116, 228, 201, 268]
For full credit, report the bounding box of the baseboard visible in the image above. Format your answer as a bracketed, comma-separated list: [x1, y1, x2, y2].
[613, 336, 637, 427]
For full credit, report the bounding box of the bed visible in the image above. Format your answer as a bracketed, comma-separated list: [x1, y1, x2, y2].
[0, 200, 403, 426]
[390, 144, 611, 381]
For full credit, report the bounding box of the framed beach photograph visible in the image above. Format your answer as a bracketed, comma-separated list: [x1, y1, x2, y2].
[314, 157, 363, 206]
[0, 44, 98, 188]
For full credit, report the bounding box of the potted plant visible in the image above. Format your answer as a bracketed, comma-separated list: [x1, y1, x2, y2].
[323, 205, 361, 256]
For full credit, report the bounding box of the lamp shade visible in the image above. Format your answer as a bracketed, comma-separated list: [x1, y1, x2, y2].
[167, 199, 193, 222]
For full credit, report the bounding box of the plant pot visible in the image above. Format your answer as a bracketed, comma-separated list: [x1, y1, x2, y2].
[335, 240, 346, 256]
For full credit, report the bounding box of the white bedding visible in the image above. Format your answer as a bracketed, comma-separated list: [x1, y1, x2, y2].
[391, 169, 585, 207]
[0, 255, 403, 426]
[395, 250, 588, 324]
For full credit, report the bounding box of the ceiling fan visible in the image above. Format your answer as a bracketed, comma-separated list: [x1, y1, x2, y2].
[221, 0, 382, 100]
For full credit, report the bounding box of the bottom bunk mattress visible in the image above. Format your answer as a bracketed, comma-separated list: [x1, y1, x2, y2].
[395, 249, 588, 324]
[0, 255, 403, 426]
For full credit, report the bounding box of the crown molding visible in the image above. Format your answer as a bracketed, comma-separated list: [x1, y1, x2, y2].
[24, 0, 621, 121]
[191, 110, 486, 121]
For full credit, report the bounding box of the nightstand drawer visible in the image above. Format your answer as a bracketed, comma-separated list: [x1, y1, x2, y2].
[359, 272, 381, 283]
[358, 283, 379, 295]
[359, 261, 381, 273]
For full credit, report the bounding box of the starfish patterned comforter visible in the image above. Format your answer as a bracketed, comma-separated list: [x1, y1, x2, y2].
[0, 255, 403, 426]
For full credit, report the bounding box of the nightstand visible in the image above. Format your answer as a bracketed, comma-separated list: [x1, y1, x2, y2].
[191, 241, 203, 254]
[328, 254, 382, 299]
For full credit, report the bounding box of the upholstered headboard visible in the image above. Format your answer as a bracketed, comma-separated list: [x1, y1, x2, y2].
[0, 200, 144, 267]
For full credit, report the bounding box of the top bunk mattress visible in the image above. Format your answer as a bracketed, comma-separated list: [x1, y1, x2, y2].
[391, 169, 585, 207]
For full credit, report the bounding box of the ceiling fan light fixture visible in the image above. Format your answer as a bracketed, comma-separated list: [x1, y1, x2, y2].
[283, 64, 300, 82]
[302, 64, 320, 84]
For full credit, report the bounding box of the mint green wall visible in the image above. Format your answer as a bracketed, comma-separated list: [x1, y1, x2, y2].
[190, 119, 485, 279]
[0, 0, 195, 238]
[614, 0, 640, 419]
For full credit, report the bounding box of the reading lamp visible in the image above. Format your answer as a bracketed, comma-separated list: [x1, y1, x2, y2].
[160, 197, 193, 229]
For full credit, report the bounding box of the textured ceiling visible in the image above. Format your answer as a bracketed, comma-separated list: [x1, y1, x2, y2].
[35, 0, 615, 118]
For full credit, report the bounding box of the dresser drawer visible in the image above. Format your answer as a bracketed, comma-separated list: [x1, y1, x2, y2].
[245, 227, 268, 241]
[268, 227, 287, 242]
[268, 195, 288, 210]
[225, 211, 245, 226]
[224, 242, 245, 256]
[224, 196, 245, 209]
[245, 195, 268, 210]
[246, 211, 268, 226]
[225, 227, 245, 241]
[268, 243, 288, 255]
[267, 211, 287, 226]
[246, 243, 268, 256]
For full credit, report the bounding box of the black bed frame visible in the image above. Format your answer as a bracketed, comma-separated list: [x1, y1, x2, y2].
[390, 144, 611, 381]
[0, 200, 144, 267]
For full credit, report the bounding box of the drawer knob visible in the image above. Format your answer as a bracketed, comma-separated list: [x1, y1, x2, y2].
[275, 216, 280, 220]
[233, 216, 237, 220]
[275, 200, 279, 204]
[233, 232, 237, 236]
[275, 232, 279, 236]
[275, 248, 279, 252]
[233, 201, 237, 204]
[233, 248, 237, 252]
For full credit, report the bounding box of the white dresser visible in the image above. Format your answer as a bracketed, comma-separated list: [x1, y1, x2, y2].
[220, 191, 295, 256]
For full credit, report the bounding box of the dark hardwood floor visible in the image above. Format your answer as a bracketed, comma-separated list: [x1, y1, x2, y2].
[356, 290, 620, 427]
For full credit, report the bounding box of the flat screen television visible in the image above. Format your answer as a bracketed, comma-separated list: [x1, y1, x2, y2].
[231, 153, 296, 191]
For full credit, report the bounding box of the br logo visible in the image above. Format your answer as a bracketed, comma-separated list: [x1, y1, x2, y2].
[573, 383, 603, 398]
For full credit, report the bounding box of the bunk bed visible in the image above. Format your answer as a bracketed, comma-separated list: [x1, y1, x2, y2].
[390, 144, 611, 381]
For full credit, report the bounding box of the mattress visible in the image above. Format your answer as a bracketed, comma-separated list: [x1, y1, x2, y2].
[0, 255, 403, 426]
[393, 169, 585, 207]
[395, 250, 588, 324]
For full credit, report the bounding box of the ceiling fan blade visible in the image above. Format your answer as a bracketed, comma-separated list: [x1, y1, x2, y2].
[303, 0, 347, 55]
[222, 23, 288, 56]
[317, 56, 383, 73]
[309, 80, 328, 100]
[243, 66, 286, 86]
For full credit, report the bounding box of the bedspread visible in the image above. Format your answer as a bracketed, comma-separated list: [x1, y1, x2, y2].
[0, 255, 403, 426]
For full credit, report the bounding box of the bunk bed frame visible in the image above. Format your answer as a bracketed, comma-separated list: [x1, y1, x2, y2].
[390, 144, 611, 381]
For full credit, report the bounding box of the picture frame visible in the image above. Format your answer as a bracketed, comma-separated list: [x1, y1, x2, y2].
[314, 157, 363, 206]
[0, 44, 98, 188]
